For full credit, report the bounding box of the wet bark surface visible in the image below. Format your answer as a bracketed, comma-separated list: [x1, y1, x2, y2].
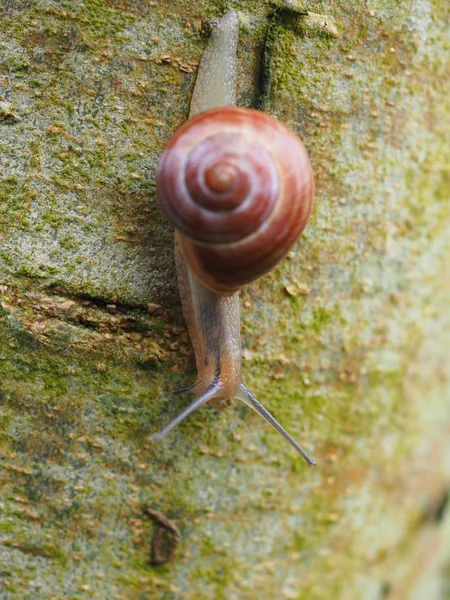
[0, 1, 449, 599]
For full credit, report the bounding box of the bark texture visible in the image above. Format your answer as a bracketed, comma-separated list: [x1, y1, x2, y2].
[0, 1, 449, 599]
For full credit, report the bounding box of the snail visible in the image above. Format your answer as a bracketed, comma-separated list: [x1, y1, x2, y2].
[153, 10, 315, 466]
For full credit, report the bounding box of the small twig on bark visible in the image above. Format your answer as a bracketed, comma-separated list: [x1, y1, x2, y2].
[144, 507, 181, 565]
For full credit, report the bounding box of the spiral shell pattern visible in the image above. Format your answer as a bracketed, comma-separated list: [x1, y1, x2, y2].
[156, 107, 314, 294]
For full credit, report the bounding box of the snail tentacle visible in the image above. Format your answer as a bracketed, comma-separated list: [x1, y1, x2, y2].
[152, 380, 221, 441]
[172, 384, 198, 396]
[238, 384, 315, 466]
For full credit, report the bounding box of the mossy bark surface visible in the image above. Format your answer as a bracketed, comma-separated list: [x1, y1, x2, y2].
[1, 1, 450, 599]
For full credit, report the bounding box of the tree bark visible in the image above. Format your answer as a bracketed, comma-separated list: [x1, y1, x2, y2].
[0, 1, 449, 599]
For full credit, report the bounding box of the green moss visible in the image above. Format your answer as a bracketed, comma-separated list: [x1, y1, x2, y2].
[0, 0, 449, 598]
[0, 521, 15, 534]
[2, 539, 68, 566]
[3, 56, 30, 72]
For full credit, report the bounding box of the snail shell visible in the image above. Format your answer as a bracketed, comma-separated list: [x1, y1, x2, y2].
[156, 106, 314, 295]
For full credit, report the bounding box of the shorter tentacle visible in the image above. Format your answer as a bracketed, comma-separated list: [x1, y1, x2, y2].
[172, 383, 198, 396]
[238, 383, 315, 466]
[153, 380, 221, 441]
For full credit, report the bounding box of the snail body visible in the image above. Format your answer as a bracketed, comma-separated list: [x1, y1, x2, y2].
[153, 10, 315, 465]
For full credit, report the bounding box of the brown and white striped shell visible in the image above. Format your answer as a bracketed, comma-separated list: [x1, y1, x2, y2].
[156, 106, 314, 294]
